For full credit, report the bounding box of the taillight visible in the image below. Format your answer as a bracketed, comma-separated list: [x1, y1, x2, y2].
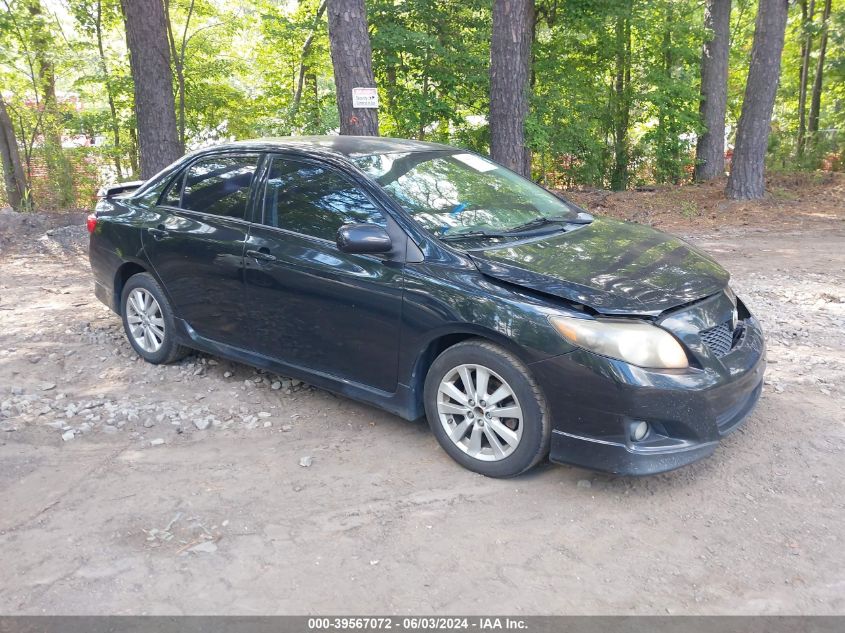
[86, 213, 97, 234]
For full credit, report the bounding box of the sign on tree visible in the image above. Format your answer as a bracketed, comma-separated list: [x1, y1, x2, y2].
[352, 87, 379, 109]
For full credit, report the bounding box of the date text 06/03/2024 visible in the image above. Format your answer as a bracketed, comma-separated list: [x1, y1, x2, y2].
[306, 617, 528, 630]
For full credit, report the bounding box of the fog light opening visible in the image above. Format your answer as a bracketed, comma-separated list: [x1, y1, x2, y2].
[631, 421, 650, 442]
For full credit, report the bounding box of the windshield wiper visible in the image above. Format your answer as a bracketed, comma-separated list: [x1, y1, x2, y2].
[440, 229, 508, 241]
[506, 212, 593, 234]
[440, 212, 594, 242]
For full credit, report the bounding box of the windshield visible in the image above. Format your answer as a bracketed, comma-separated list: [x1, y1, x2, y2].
[353, 151, 580, 237]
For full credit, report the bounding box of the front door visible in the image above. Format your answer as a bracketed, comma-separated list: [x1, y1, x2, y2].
[142, 153, 259, 347]
[243, 156, 404, 393]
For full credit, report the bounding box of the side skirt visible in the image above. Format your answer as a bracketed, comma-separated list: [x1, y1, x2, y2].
[173, 319, 422, 421]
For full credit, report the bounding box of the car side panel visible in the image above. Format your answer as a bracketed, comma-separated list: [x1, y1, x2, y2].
[89, 197, 154, 312]
[140, 207, 251, 349]
[171, 315, 419, 420]
[392, 254, 581, 412]
[243, 226, 404, 392]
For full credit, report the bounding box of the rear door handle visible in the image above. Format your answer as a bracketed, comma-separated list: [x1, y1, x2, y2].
[246, 249, 277, 262]
[147, 227, 169, 240]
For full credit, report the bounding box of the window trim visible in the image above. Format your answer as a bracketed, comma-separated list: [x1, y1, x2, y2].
[257, 152, 391, 244]
[153, 206, 256, 228]
[155, 150, 263, 221]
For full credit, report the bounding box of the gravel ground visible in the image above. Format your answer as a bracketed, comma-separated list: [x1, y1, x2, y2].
[0, 209, 843, 615]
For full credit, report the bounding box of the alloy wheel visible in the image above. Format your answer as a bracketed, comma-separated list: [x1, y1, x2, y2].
[436, 363, 523, 462]
[125, 288, 165, 353]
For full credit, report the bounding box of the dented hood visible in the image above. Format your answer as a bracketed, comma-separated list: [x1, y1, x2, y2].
[467, 218, 730, 316]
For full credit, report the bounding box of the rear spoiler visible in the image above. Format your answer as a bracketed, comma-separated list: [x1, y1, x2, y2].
[97, 180, 146, 199]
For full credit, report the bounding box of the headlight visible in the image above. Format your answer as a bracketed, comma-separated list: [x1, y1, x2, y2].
[549, 315, 689, 369]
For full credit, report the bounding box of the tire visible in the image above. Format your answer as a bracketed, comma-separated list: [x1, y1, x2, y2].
[120, 272, 188, 364]
[423, 339, 551, 478]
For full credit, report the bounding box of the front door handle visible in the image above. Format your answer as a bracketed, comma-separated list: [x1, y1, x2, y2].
[246, 249, 277, 262]
[147, 226, 169, 240]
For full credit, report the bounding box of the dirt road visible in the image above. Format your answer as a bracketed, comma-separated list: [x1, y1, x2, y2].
[0, 212, 843, 615]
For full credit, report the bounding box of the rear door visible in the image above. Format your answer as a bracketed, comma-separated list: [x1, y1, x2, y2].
[142, 152, 260, 347]
[242, 155, 405, 392]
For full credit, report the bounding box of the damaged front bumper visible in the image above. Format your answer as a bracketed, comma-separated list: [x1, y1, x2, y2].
[530, 292, 766, 475]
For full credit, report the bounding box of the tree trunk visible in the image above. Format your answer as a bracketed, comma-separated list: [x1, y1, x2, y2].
[121, 0, 182, 178]
[489, 0, 534, 177]
[610, 6, 631, 191]
[164, 0, 193, 152]
[308, 72, 320, 127]
[695, 0, 731, 181]
[385, 65, 397, 113]
[419, 70, 430, 140]
[807, 0, 831, 140]
[726, 0, 789, 200]
[95, 0, 123, 178]
[796, 0, 815, 158]
[326, 0, 379, 136]
[293, 0, 328, 114]
[0, 96, 28, 211]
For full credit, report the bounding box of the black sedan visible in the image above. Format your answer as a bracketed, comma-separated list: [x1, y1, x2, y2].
[88, 136, 766, 477]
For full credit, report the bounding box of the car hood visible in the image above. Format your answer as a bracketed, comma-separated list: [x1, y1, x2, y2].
[467, 218, 729, 316]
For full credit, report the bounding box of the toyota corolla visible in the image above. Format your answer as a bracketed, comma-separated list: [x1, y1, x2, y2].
[88, 136, 766, 478]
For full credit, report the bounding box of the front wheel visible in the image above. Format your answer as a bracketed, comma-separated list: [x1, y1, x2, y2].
[120, 272, 188, 364]
[423, 340, 550, 478]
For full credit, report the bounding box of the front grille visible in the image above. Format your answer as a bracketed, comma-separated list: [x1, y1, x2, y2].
[700, 321, 734, 357]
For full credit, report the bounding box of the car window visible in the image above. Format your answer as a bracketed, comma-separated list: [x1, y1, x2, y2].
[181, 155, 259, 219]
[136, 177, 172, 208]
[262, 157, 386, 241]
[161, 174, 183, 207]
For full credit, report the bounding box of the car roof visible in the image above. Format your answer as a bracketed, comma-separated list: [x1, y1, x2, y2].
[213, 136, 455, 159]
[130, 136, 458, 199]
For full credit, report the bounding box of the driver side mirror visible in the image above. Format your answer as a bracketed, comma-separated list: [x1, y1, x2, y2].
[336, 223, 393, 254]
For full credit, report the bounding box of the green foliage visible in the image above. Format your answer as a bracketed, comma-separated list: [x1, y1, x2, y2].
[531, 2, 615, 187]
[66, 0, 134, 176]
[369, 0, 490, 149]
[250, 0, 338, 136]
[1, 0, 78, 206]
[637, 1, 703, 185]
[767, 0, 845, 171]
[1, 0, 843, 210]
[531, 0, 704, 189]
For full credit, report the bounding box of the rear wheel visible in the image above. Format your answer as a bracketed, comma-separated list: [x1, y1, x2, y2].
[121, 272, 188, 364]
[424, 340, 550, 478]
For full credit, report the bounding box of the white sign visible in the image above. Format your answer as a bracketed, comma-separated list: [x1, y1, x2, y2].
[352, 87, 379, 109]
